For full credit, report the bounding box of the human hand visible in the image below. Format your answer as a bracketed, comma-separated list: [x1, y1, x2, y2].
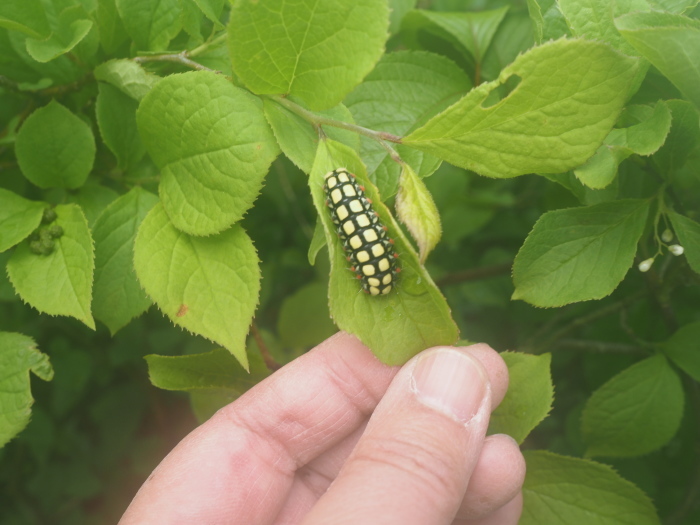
[120, 332, 525, 524]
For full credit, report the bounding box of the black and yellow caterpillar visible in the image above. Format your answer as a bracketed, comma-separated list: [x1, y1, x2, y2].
[323, 168, 399, 296]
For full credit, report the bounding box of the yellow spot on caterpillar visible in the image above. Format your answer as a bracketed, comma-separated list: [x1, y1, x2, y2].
[349, 200, 363, 213]
[343, 221, 355, 235]
[331, 189, 342, 203]
[371, 244, 385, 257]
[362, 265, 375, 276]
[378, 258, 390, 272]
[356, 250, 370, 263]
[356, 214, 370, 227]
[363, 229, 378, 242]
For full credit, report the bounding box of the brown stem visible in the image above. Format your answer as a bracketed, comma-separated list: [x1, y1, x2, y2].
[251, 323, 281, 371]
[435, 262, 512, 287]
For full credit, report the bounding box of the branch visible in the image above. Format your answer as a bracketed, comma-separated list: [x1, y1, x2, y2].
[133, 51, 219, 73]
[251, 323, 281, 371]
[435, 262, 512, 287]
[268, 95, 404, 163]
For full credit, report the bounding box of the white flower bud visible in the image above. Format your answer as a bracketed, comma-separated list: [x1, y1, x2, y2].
[669, 244, 684, 256]
[661, 229, 674, 243]
[638, 258, 654, 272]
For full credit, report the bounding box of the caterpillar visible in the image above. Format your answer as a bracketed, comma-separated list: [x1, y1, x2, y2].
[324, 168, 399, 296]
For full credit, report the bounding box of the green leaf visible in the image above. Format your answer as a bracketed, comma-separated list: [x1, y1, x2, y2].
[648, 0, 700, 12]
[92, 187, 158, 335]
[616, 12, 700, 110]
[0, 0, 50, 39]
[15, 101, 95, 189]
[581, 354, 683, 457]
[310, 139, 458, 365]
[192, 0, 224, 28]
[66, 183, 120, 227]
[663, 321, 700, 382]
[522, 451, 660, 525]
[512, 199, 650, 307]
[403, 39, 639, 178]
[228, 0, 389, 111]
[401, 7, 509, 62]
[7, 204, 95, 329]
[137, 71, 279, 235]
[526, 0, 570, 43]
[344, 50, 471, 197]
[25, 7, 93, 63]
[96, 82, 145, 170]
[389, 0, 416, 34]
[653, 100, 700, 176]
[262, 98, 359, 174]
[115, 0, 182, 51]
[308, 219, 326, 266]
[489, 352, 553, 444]
[146, 347, 269, 391]
[148, 346, 270, 421]
[558, 0, 646, 54]
[575, 101, 672, 189]
[0, 332, 53, 448]
[133, 204, 260, 370]
[96, 0, 129, 54]
[395, 163, 441, 263]
[277, 281, 336, 350]
[668, 211, 700, 274]
[0, 189, 44, 253]
[94, 59, 160, 101]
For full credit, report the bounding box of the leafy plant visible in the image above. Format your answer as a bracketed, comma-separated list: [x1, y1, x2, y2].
[1, 0, 699, 523]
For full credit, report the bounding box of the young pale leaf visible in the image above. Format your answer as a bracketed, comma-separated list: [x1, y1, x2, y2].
[668, 211, 700, 274]
[146, 348, 269, 392]
[512, 199, 650, 307]
[401, 7, 509, 62]
[228, 0, 389, 111]
[663, 321, 700, 381]
[115, 0, 182, 51]
[403, 39, 638, 178]
[310, 140, 458, 365]
[96, 0, 129, 53]
[277, 282, 336, 350]
[94, 59, 160, 101]
[575, 101, 672, 189]
[15, 101, 95, 189]
[0, 332, 53, 448]
[395, 163, 441, 263]
[0, 0, 50, 39]
[581, 354, 683, 458]
[616, 12, 700, 110]
[25, 7, 93, 63]
[262, 99, 359, 174]
[653, 100, 700, 176]
[0, 189, 44, 253]
[137, 71, 279, 236]
[7, 204, 95, 329]
[133, 204, 260, 370]
[344, 50, 471, 197]
[488, 352, 552, 444]
[526, 0, 570, 43]
[93, 187, 158, 335]
[96, 83, 145, 170]
[522, 451, 660, 525]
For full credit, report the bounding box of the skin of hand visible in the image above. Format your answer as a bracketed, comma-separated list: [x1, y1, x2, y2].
[120, 332, 526, 525]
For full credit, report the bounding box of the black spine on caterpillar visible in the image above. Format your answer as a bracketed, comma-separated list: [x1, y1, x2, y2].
[323, 168, 400, 296]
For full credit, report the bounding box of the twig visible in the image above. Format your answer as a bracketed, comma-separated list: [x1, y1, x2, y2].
[251, 323, 281, 371]
[556, 339, 648, 355]
[133, 51, 219, 73]
[269, 95, 404, 163]
[435, 262, 512, 287]
[533, 291, 647, 354]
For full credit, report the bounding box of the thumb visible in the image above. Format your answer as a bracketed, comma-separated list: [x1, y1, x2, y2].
[302, 347, 492, 525]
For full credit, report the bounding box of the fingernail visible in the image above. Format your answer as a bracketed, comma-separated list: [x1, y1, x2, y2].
[411, 349, 488, 423]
